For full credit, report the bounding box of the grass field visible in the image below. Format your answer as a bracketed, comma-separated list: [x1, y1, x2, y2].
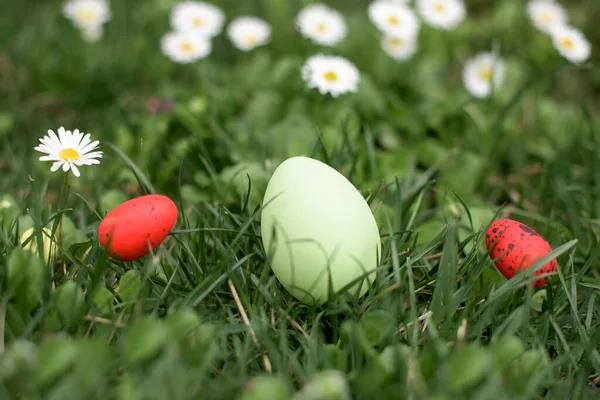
[1, 0, 600, 399]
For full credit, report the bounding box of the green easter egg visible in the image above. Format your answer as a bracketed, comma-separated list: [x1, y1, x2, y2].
[261, 157, 381, 305]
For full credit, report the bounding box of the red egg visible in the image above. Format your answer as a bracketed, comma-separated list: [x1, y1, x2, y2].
[485, 219, 556, 289]
[98, 194, 178, 261]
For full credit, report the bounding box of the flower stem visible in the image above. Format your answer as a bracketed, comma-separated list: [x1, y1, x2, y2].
[56, 170, 70, 242]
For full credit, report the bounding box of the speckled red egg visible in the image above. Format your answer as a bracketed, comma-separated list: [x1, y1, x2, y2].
[485, 219, 556, 289]
[98, 194, 178, 261]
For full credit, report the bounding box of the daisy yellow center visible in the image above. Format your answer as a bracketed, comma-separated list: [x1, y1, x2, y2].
[390, 37, 403, 47]
[59, 148, 80, 161]
[434, 3, 446, 13]
[192, 17, 204, 27]
[244, 35, 259, 46]
[324, 71, 338, 82]
[478, 66, 493, 82]
[316, 23, 327, 32]
[181, 42, 194, 54]
[539, 12, 552, 25]
[388, 15, 400, 26]
[76, 8, 97, 23]
[560, 37, 574, 50]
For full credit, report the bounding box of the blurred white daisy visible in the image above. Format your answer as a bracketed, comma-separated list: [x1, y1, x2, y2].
[63, 0, 111, 29]
[227, 17, 271, 52]
[34, 127, 102, 178]
[296, 3, 347, 46]
[161, 31, 212, 63]
[170, 1, 225, 38]
[301, 54, 360, 97]
[462, 53, 506, 98]
[527, 0, 568, 34]
[0, 199, 12, 209]
[368, 0, 420, 37]
[417, 0, 466, 30]
[550, 25, 591, 63]
[381, 34, 418, 60]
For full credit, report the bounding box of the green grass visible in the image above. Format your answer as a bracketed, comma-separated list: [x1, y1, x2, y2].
[1, 0, 600, 399]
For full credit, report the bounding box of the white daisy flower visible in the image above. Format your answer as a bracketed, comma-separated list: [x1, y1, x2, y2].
[161, 31, 212, 63]
[227, 17, 271, 52]
[527, 0, 568, 34]
[296, 3, 347, 46]
[417, 0, 466, 30]
[381, 34, 418, 61]
[0, 199, 12, 209]
[301, 54, 360, 97]
[462, 53, 506, 99]
[63, 0, 111, 29]
[34, 127, 102, 178]
[550, 25, 591, 63]
[368, 0, 420, 37]
[170, 1, 225, 38]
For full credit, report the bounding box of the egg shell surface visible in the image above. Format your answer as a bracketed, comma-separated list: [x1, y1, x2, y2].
[485, 219, 556, 288]
[98, 194, 178, 261]
[260, 156, 381, 304]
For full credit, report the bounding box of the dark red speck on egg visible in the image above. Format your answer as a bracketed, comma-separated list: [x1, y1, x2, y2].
[519, 224, 540, 237]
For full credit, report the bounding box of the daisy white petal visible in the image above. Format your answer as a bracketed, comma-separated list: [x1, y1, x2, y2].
[82, 150, 103, 157]
[35, 127, 102, 176]
[417, 0, 466, 30]
[368, 0, 420, 37]
[381, 33, 418, 60]
[70, 164, 81, 177]
[296, 3, 347, 46]
[161, 31, 212, 63]
[40, 135, 61, 153]
[45, 130, 62, 153]
[301, 54, 360, 98]
[39, 155, 61, 161]
[462, 53, 506, 98]
[76, 133, 92, 152]
[550, 25, 591, 63]
[72, 129, 83, 144]
[170, 1, 225, 37]
[35, 144, 53, 154]
[57, 127, 71, 148]
[78, 159, 101, 166]
[79, 140, 101, 156]
[527, 0, 568, 34]
[227, 17, 271, 52]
